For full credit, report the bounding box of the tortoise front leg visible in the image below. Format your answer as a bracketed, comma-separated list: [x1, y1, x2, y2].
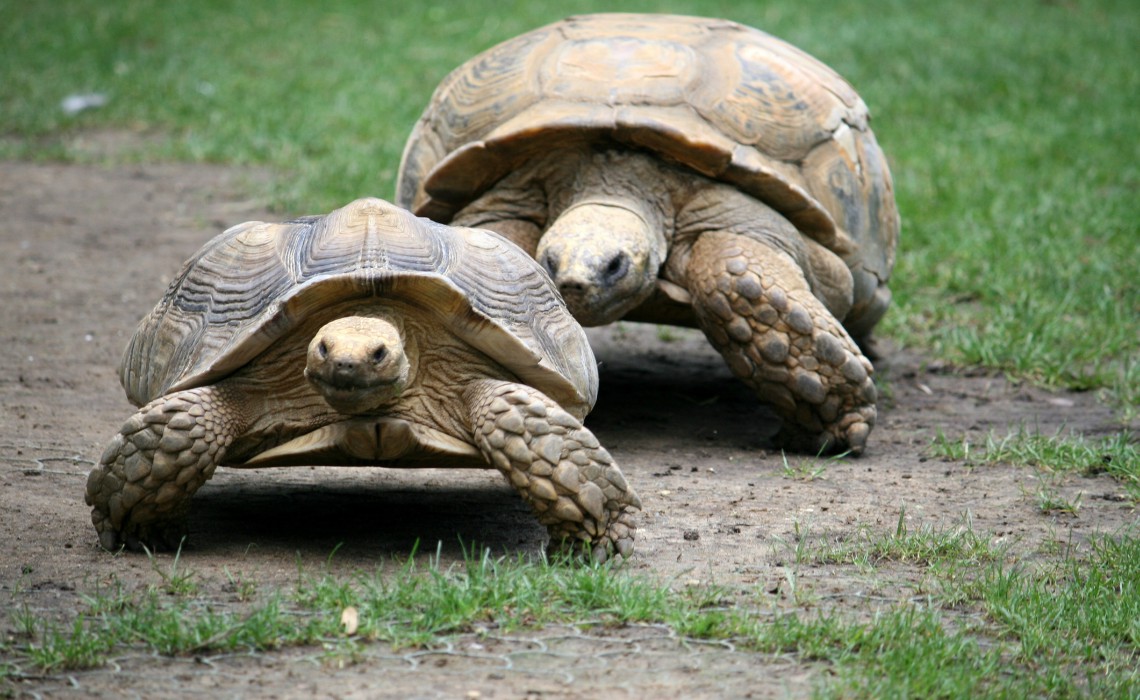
[465, 379, 640, 562]
[85, 386, 247, 552]
[686, 232, 878, 455]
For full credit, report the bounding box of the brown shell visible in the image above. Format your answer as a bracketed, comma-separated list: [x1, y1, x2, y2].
[120, 197, 597, 416]
[397, 12, 897, 283]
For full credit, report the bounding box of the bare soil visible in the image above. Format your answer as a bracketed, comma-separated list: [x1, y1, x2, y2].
[1, 154, 1135, 699]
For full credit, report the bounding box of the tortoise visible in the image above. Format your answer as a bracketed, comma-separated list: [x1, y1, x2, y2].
[396, 13, 899, 455]
[85, 197, 640, 561]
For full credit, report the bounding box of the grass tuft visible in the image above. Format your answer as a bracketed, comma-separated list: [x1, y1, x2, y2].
[930, 428, 1139, 501]
[787, 510, 1005, 575]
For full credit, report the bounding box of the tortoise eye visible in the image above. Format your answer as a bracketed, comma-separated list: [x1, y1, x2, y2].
[372, 346, 388, 364]
[540, 251, 559, 279]
[317, 341, 329, 359]
[602, 252, 629, 284]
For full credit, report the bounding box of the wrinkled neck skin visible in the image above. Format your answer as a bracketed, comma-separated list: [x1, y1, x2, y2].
[535, 149, 676, 326]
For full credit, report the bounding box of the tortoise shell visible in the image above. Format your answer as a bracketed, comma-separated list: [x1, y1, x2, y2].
[120, 197, 597, 418]
[397, 12, 897, 287]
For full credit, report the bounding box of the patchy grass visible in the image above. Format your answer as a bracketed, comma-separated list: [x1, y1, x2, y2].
[4, 532, 1138, 696]
[291, 544, 687, 649]
[792, 510, 1004, 570]
[779, 449, 843, 482]
[930, 428, 1140, 501]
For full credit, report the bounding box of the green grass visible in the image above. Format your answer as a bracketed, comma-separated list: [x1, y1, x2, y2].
[788, 510, 1003, 571]
[293, 544, 692, 648]
[779, 449, 847, 482]
[930, 428, 1140, 501]
[4, 534, 1138, 697]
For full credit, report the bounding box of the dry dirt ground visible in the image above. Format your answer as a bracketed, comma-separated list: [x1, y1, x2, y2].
[1, 155, 1135, 699]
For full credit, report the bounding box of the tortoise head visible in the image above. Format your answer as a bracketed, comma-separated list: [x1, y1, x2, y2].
[537, 199, 666, 327]
[304, 315, 411, 414]
[529, 149, 672, 327]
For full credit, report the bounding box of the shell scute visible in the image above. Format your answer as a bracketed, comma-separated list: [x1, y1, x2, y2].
[542, 37, 698, 106]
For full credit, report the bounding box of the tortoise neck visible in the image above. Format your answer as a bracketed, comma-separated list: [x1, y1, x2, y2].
[553, 149, 674, 236]
[535, 150, 677, 326]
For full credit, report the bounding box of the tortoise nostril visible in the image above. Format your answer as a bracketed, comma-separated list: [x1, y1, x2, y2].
[559, 279, 586, 294]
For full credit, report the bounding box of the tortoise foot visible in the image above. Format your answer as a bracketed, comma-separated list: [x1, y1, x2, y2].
[775, 403, 876, 456]
[547, 506, 638, 564]
[95, 513, 189, 553]
[689, 232, 878, 455]
[469, 380, 641, 562]
[86, 388, 233, 552]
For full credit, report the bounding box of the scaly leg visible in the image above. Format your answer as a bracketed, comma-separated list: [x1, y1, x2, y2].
[687, 232, 877, 454]
[85, 386, 247, 551]
[466, 380, 640, 562]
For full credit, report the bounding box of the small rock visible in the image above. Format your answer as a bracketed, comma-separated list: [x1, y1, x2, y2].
[340, 606, 358, 636]
[61, 93, 108, 115]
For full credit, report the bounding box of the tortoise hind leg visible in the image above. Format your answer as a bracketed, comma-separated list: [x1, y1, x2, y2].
[686, 232, 878, 455]
[85, 386, 246, 552]
[465, 379, 640, 562]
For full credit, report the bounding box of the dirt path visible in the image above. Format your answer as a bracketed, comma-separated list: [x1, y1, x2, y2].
[1, 159, 1133, 698]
